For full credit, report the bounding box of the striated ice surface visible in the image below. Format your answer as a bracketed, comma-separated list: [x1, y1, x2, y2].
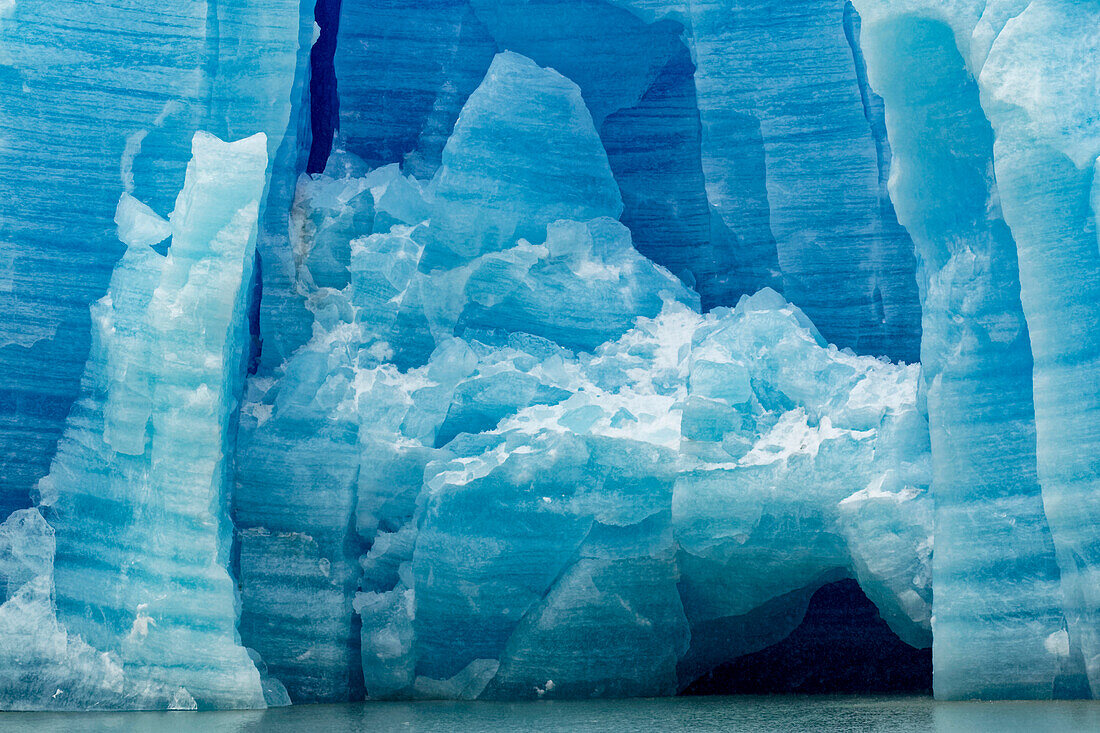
[851, 0, 1100, 699]
[0, 0, 316, 515]
[329, 0, 924, 359]
[13, 133, 277, 710]
[856, 13, 1064, 699]
[3, 0, 1100, 710]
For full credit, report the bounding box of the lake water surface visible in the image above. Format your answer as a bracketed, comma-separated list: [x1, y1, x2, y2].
[3, 696, 1100, 732]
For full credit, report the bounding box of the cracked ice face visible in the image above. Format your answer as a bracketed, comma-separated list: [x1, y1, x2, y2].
[1, 0, 1098, 711]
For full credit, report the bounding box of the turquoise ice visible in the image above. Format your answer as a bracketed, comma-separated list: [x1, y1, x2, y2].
[1, 0, 1099, 710]
[237, 51, 932, 701]
[1, 133, 276, 709]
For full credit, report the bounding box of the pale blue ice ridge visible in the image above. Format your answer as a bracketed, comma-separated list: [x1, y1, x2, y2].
[856, 14, 1066, 699]
[852, 0, 1100, 699]
[980, 5, 1100, 701]
[2, 133, 279, 710]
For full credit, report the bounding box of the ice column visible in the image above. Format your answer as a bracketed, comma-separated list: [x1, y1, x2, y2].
[857, 12, 1066, 699]
[38, 133, 271, 709]
[979, 1, 1100, 696]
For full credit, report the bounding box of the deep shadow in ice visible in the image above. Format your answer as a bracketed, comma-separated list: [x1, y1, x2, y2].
[682, 579, 932, 695]
[307, 0, 342, 174]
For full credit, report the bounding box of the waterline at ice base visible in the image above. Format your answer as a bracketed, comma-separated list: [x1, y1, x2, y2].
[1, 0, 1099, 710]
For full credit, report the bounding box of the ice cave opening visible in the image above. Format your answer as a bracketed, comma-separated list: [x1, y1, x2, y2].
[681, 579, 932, 695]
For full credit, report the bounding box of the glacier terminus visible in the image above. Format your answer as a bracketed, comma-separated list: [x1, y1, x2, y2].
[0, 0, 1098, 710]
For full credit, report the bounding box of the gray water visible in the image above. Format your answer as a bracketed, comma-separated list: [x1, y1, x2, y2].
[2, 696, 1100, 732]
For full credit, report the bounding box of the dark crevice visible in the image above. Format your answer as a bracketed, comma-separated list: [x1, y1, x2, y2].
[307, 0, 342, 174]
[246, 250, 263, 375]
[344, 490, 368, 702]
[681, 579, 932, 695]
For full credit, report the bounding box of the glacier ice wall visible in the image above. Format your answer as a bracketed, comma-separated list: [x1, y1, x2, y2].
[851, 0, 1100, 699]
[0, 0, 316, 514]
[856, 13, 1065, 698]
[327, 0, 924, 357]
[979, 5, 1100, 701]
[1, 0, 1099, 710]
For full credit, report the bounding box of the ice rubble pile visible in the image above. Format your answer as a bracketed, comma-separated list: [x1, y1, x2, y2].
[0, 0, 1098, 710]
[234, 51, 931, 703]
